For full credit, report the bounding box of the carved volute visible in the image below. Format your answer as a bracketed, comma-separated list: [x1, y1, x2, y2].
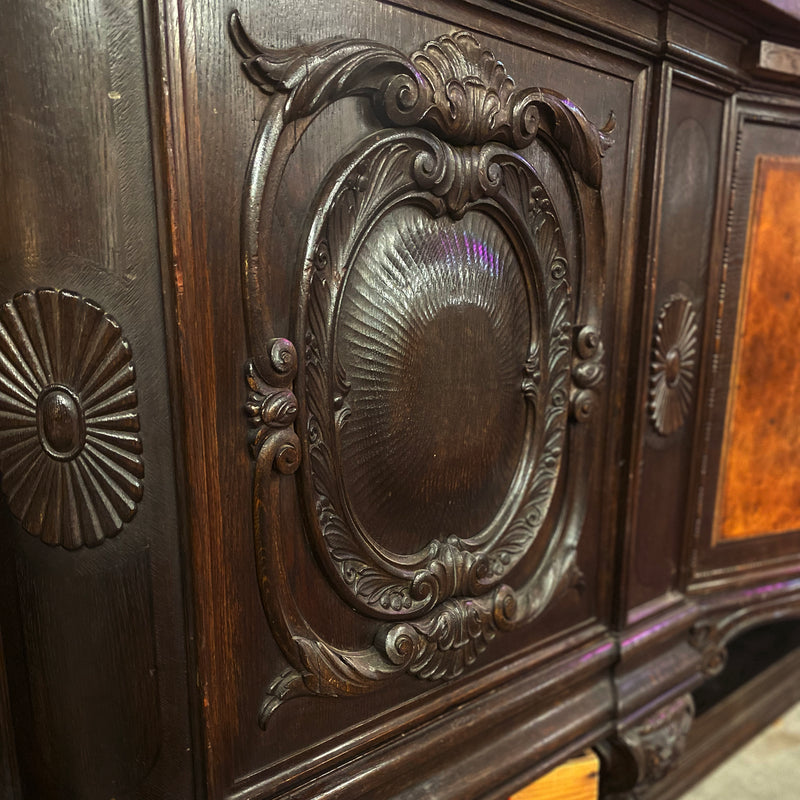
[230, 12, 613, 726]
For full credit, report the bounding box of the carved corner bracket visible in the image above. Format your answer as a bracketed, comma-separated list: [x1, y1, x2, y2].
[232, 11, 613, 726]
[599, 694, 695, 799]
[688, 621, 728, 678]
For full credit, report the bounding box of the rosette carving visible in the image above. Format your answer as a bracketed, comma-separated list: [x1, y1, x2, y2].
[233, 16, 610, 725]
[0, 289, 143, 548]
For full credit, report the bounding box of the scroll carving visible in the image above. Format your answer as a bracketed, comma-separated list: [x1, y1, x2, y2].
[245, 338, 300, 475]
[0, 288, 143, 548]
[230, 13, 614, 186]
[233, 13, 611, 725]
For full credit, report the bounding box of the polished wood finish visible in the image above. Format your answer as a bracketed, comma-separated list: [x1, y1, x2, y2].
[2, 2, 800, 799]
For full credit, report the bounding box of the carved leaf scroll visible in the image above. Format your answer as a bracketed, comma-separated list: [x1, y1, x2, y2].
[0, 289, 143, 548]
[230, 12, 614, 187]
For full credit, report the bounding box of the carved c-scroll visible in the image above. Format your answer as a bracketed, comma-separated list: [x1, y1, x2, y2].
[232, 12, 613, 725]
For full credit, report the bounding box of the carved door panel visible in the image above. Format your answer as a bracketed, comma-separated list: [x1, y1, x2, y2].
[178, 5, 637, 796]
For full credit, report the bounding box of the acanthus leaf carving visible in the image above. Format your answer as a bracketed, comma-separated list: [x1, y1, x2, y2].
[230, 11, 615, 186]
[0, 288, 144, 548]
[258, 558, 583, 725]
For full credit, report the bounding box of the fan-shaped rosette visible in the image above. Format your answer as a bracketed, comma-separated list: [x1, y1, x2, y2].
[336, 209, 531, 553]
[0, 289, 144, 548]
[649, 295, 698, 436]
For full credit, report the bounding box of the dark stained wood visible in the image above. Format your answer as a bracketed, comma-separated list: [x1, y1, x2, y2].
[2, 1, 800, 799]
[0, 0, 195, 796]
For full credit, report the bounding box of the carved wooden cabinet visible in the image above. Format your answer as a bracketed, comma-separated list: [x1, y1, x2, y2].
[2, 1, 800, 798]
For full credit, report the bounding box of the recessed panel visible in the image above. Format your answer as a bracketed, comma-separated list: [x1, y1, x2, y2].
[716, 156, 800, 541]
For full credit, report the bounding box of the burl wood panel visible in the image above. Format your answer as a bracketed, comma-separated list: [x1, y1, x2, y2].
[716, 156, 800, 540]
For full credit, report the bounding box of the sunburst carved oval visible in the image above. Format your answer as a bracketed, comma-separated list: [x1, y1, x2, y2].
[0, 288, 144, 548]
[649, 294, 698, 436]
[337, 209, 530, 552]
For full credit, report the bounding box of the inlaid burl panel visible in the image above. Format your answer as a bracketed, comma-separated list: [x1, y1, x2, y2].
[716, 156, 800, 541]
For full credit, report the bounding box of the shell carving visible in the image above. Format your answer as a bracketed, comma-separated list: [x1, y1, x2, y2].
[0, 289, 144, 548]
[649, 295, 699, 436]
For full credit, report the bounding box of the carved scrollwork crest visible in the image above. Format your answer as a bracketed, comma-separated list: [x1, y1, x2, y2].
[230, 14, 614, 186]
[232, 12, 612, 725]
